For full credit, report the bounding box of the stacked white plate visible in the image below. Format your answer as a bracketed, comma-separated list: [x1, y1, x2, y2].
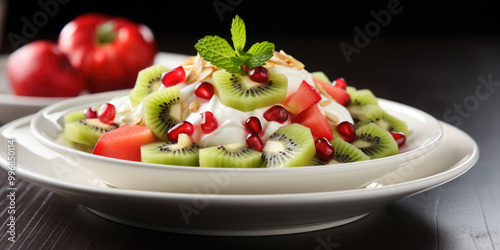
[0, 53, 479, 236]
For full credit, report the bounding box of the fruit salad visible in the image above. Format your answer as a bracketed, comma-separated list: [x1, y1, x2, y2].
[60, 16, 409, 168]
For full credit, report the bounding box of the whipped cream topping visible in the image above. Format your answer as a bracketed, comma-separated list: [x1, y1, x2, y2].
[112, 63, 353, 148]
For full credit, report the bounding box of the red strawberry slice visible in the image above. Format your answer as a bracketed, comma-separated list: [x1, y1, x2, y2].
[93, 125, 157, 161]
[313, 77, 350, 106]
[292, 104, 333, 141]
[283, 80, 321, 115]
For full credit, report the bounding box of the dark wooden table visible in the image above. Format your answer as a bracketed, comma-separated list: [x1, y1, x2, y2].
[1, 1, 500, 248]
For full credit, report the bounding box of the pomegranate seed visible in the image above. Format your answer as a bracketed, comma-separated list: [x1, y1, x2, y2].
[246, 133, 264, 152]
[167, 121, 194, 142]
[390, 131, 406, 147]
[84, 107, 98, 119]
[263, 105, 288, 123]
[244, 116, 262, 134]
[194, 81, 215, 99]
[161, 66, 185, 87]
[200, 111, 218, 133]
[314, 137, 334, 161]
[98, 103, 116, 124]
[336, 121, 356, 142]
[249, 66, 269, 83]
[333, 78, 347, 90]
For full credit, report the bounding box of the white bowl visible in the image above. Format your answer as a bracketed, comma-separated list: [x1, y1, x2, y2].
[0, 52, 189, 125]
[30, 90, 443, 194]
[0, 116, 478, 235]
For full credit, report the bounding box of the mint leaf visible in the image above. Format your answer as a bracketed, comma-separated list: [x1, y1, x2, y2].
[245, 51, 274, 69]
[247, 41, 274, 56]
[231, 15, 246, 52]
[195, 16, 276, 74]
[245, 41, 275, 69]
[195, 35, 238, 71]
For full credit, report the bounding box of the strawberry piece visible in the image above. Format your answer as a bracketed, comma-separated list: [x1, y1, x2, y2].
[92, 125, 157, 161]
[313, 77, 350, 106]
[283, 80, 321, 115]
[292, 104, 333, 141]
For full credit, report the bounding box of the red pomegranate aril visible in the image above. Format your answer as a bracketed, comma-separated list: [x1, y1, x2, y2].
[161, 66, 186, 87]
[84, 107, 98, 119]
[333, 78, 347, 90]
[194, 81, 215, 99]
[167, 121, 194, 142]
[336, 121, 356, 142]
[200, 111, 218, 133]
[390, 131, 406, 147]
[246, 133, 264, 152]
[315, 137, 334, 161]
[245, 116, 262, 134]
[263, 105, 288, 123]
[249, 66, 269, 83]
[98, 103, 116, 124]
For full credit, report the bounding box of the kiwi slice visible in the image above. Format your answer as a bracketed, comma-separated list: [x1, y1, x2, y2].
[346, 88, 378, 124]
[312, 137, 370, 165]
[199, 143, 263, 168]
[141, 134, 200, 166]
[352, 123, 398, 159]
[363, 105, 409, 136]
[63, 119, 117, 147]
[129, 65, 169, 107]
[63, 110, 85, 124]
[212, 69, 288, 112]
[143, 86, 182, 140]
[262, 123, 315, 168]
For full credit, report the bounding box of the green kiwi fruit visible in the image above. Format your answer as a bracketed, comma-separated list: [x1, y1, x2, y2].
[141, 134, 200, 166]
[63, 118, 117, 147]
[199, 142, 263, 168]
[262, 123, 315, 168]
[143, 86, 182, 140]
[63, 110, 85, 124]
[312, 137, 370, 165]
[312, 71, 331, 83]
[363, 104, 409, 136]
[346, 88, 378, 124]
[129, 65, 169, 107]
[212, 69, 288, 112]
[352, 123, 398, 159]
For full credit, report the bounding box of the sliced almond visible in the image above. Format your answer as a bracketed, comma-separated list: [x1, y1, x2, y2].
[319, 100, 332, 107]
[324, 110, 340, 124]
[189, 101, 201, 113]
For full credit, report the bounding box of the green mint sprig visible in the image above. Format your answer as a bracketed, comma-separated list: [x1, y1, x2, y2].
[195, 15, 275, 74]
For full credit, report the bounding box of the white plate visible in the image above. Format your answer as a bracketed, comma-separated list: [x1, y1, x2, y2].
[30, 91, 443, 194]
[0, 116, 478, 236]
[0, 52, 190, 124]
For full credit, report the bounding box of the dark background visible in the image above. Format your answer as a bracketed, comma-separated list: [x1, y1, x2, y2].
[3, 0, 500, 115]
[2, 1, 500, 249]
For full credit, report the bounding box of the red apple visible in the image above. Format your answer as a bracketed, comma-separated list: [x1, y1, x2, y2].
[58, 13, 157, 93]
[7, 40, 85, 97]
